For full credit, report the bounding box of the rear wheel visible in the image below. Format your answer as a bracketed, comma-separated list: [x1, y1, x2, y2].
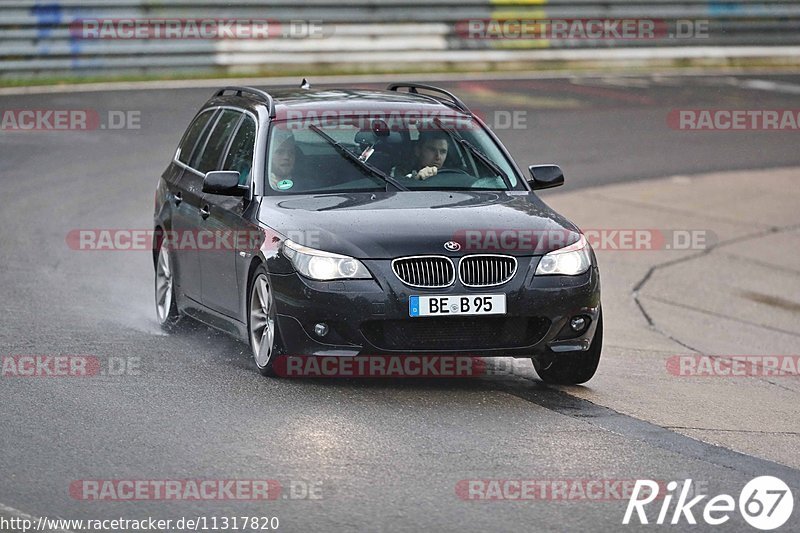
[533, 311, 603, 385]
[248, 266, 283, 376]
[155, 239, 181, 330]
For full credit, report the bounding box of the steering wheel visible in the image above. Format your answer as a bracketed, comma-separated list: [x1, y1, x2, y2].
[411, 167, 473, 187]
[470, 176, 505, 189]
[432, 168, 471, 177]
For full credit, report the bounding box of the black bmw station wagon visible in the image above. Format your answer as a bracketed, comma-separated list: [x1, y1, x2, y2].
[153, 83, 602, 384]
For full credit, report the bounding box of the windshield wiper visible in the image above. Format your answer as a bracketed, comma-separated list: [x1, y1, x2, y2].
[308, 124, 408, 192]
[432, 117, 512, 190]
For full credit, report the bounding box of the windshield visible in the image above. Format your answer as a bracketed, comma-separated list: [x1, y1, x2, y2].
[264, 113, 520, 194]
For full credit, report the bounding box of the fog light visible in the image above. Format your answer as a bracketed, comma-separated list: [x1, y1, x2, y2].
[314, 323, 329, 337]
[570, 317, 587, 332]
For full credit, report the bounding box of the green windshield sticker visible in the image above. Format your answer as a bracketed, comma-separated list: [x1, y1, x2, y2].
[277, 179, 294, 190]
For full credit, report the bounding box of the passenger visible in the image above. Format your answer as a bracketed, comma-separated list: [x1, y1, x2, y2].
[392, 131, 449, 180]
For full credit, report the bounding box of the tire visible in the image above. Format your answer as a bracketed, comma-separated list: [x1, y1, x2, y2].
[247, 266, 283, 377]
[154, 239, 182, 331]
[533, 311, 603, 385]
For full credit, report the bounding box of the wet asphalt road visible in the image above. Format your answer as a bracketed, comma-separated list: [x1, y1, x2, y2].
[1, 73, 799, 532]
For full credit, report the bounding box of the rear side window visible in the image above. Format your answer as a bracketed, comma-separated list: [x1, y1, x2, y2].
[194, 110, 243, 174]
[177, 109, 216, 165]
[223, 116, 256, 185]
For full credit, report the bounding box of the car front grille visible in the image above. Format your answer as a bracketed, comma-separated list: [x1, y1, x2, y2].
[360, 317, 550, 351]
[459, 255, 517, 287]
[392, 256, 455, 288]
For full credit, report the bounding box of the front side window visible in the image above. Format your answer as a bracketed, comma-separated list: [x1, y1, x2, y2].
[223, 116, 257, 185]
[264, 113, 520, 194]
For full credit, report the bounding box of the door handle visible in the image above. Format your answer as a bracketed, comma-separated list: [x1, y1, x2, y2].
[200, 205, 211, 219]
[173, 191, 182, 206]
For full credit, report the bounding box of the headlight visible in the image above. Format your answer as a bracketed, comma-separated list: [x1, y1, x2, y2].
[282, 239, 372, 281]
[535, 235, 591, 276]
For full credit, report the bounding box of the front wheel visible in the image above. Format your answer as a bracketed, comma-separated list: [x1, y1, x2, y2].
[248, 266, 283, 376]
[533, 311, 603, 385]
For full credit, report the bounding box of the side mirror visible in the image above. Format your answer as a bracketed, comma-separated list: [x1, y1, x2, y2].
[527, 164, 564, 190]
[202, 171, 246, 196]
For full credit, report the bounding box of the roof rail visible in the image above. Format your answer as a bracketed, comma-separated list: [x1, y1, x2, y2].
[386, 83, 471, 115]
[214, 86, 275, 117]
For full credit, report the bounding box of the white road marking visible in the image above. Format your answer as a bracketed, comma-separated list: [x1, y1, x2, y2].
[571, 76, 653, 88]
[738, 79, 800, 95]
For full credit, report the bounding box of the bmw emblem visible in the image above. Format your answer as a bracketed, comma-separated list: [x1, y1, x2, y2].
[444, 241, 461, 252]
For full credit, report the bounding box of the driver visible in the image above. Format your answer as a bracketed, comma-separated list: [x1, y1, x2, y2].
[392, 131, 449, 180]
[269, 131, 298, 191]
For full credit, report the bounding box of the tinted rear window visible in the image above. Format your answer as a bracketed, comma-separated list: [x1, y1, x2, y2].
[194, 110, 243, 174]
[177, 109, 216, 165]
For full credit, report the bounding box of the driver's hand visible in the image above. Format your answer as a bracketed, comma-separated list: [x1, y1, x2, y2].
[416, 166, 438, 180]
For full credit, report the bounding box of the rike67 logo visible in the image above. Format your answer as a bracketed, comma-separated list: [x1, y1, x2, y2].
[624, 477, 794, 530]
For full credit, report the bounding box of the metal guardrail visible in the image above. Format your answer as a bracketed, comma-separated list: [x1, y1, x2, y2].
[2, 1, 800, 78]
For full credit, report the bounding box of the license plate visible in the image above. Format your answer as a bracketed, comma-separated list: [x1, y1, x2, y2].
[409, 294, 506, 317]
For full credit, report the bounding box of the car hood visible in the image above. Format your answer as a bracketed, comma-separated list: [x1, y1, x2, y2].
[257, 191, 582, 259]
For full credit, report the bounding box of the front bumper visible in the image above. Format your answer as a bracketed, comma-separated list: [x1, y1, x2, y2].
[270, 256, 600, 358]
